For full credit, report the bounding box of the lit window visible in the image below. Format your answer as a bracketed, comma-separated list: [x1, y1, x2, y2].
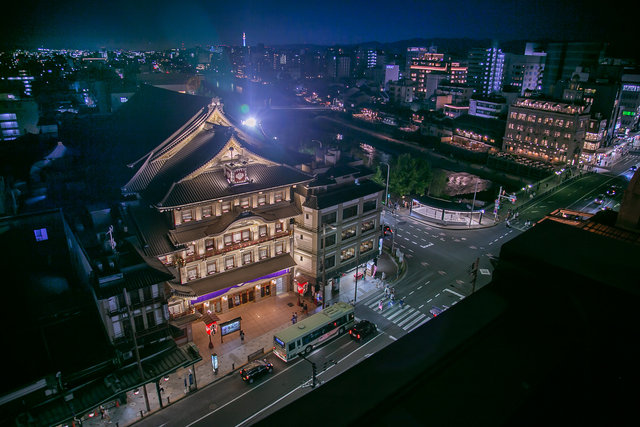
[258, 194, 267, 206]
[34, 228, 48, 242]
[243, 251, 253, 265]
[275, 242, 284, 255]
[259, 247, 269, 260]
[225, 256, 235, 270]
[242, 229, 251, 241]
[186, 244, 195, 256]
[202, 206, 212, 218]
[187, 266, 198, 281]
[207, 261, 217, 275]
[275, 222, 283, 233]
[274, 191, 284, 203]
[181, 210, 193, 222]
[222, 201, 231, 213]
[259, 225, 268, 237]
[240, 197, 250, 208]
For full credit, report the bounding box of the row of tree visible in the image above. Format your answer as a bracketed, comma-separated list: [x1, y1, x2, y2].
[372, 153, 448, 201]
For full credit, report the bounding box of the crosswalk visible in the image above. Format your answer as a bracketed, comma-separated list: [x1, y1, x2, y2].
[361, 291, 431, 333]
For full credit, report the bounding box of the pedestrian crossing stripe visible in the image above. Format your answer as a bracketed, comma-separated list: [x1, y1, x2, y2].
[396, 311, 422, 327]
[403, 313, 427, 330]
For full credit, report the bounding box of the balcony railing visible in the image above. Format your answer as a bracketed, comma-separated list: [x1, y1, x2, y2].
[179, 230, 291, 265]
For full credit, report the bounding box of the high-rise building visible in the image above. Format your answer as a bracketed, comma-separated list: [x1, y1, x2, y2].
[408, 51, 468, 99]
[541, 42, 608, 96]
[613, 72, 640, 135]
[467, 45, 505, 96]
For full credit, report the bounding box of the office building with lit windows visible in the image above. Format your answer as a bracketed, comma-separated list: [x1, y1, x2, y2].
[408, 51, 468, 99]
[467, 46, 505, 96]
[502, 97, 590, 165]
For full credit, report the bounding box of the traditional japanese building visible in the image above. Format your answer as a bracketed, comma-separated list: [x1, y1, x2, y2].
[121, 98, 314, 321]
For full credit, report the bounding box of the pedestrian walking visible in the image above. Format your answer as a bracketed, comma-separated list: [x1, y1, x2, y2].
[303, 302, 308, 314]
[400, 297, 405, 308]
[240, 330, 245, 341]
[378, 300, 383, 311]
[291, 313, 296, 325]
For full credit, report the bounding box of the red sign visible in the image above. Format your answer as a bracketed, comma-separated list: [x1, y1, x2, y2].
[296, 280, 308, 295]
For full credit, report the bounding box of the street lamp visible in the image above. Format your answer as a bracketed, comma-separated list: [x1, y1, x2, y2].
[381, 161, 390, 206]
[321, 223, 336, 309]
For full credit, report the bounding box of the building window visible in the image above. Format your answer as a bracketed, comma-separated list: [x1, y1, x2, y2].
[361, 219, 375, 233]
[187, 266, 198, 281]
[243, 251, 253, 265]
[240, 197, 250, 208]
[259, 246, 269, 260]
[207, 261, 217, 275]
[186, 244, 195, 256]
[182, 210, 193, 223]
[274, 191, 284, 203]
[305, 213, 309, 219]
[202, 205, 212, 218]
[205, 239, 214, 251]
[363, 199, 377, 212]
[324, 255, 336, 269]
[225, 256, 235, 270]
[34, 228, 48, 242]
[242, 229, 251, 241]
[343, 205, 358, 220]
[321, 233, 336, 248]
[258, 194, 267, 206]
[341, 225, 357, 241]
[275, 242, 284, 255]
[321, 212, 337, 225]
[224, 234, 233, 246]
[233, 231, 242, 243]
[360, 239, 374, 253]
[259, 225, 268, 237]
[222, 201, 231, 213]
[340, 247, 355, 261]
[275, 222, 284, 233]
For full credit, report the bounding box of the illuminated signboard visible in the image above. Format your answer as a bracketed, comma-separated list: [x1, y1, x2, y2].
[220, 317, 242, 336]
[622, 84, 640, 92]
[622, 111, 636, 116]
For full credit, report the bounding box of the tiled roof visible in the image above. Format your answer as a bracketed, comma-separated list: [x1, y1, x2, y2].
[126, 205, 176, 257]
[169, 254, 297, 297]
[157, 164, 312, 208]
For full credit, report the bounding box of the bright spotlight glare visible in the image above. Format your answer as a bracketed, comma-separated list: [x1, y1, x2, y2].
[244, 117, 257, 127]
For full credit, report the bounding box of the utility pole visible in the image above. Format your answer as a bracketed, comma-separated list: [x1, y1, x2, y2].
[470, 257, 480, 294]
[353, 250, 360, 305]
[469, 180, 479, 227]
[124, 288, 150, 412]
[381, 161, 390, 206]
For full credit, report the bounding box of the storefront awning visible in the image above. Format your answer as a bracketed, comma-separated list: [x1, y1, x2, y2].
[188, 254, 296, 297]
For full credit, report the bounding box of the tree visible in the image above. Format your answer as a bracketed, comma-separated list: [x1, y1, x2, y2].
[388, 153, 432, 198]
[428, 169, 448, 197]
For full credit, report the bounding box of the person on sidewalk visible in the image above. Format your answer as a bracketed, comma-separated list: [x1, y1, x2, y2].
[378, 300, 383, 311]
[240, 330, 245, 341]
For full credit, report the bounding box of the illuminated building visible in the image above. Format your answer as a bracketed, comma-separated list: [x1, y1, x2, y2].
[502, 97, 590, 165]
[467, 45, 505, 96]
[408, 49, 468, 99]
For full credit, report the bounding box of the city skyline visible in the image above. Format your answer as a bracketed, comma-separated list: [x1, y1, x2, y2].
[3, 0, 635, 51]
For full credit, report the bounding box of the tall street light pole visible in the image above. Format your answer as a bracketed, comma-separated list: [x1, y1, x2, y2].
[320, 223, 336, 309]
[381, 161, 390, 206]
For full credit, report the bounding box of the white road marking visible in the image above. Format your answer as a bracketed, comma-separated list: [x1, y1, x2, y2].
[444, 288, 465, 298]
[411, 241, 417, 244]
[435, 293, 440, 297]
[409, 290, 415, 295]
[420, 243, 434, 248]
[418, 304, 424, 309]
[425, 280, 430, 285]
[417, 286, 422, 290]
[427, 298, 432, 303]
[389, 335, 397, 341]
[403, 313, 427, 330]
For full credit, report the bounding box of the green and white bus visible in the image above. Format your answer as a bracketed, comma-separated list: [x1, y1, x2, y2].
[273, 302, 355, 362]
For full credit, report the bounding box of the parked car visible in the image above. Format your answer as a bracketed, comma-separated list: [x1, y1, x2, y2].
[429, 306, 443, 317]
[349, 320, 376, 342]
[239, 359, 273, 384]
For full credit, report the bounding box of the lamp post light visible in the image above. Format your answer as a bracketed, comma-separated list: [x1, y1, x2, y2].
[321, 223, 336, 309]
[381, 161, 390, 206]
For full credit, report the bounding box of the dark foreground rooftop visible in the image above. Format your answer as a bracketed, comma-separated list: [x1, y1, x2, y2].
[259, 219, 640, 426]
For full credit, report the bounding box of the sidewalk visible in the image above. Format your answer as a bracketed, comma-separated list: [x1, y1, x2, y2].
[324, 250, 400, 306]
[82, 291, 314, 427]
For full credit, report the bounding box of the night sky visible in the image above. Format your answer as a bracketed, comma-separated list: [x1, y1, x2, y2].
[2, 0, 635, 51]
